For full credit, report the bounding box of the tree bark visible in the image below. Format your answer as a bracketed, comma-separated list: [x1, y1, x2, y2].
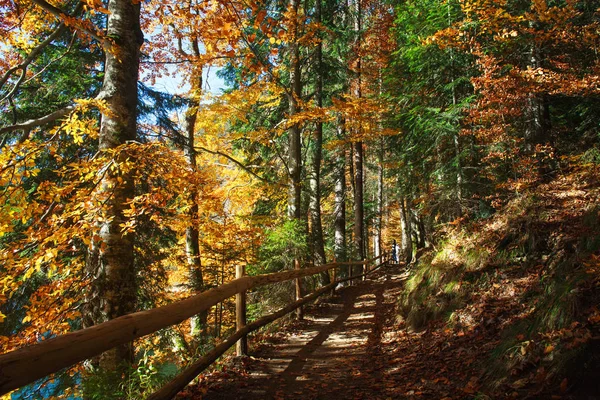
[524, 38, 551, 152]
[84, 0, 143, 371]
[309, 0, 329, 286]
[352, 0, 364, 277]
[184, 55, 207, 339]
[334, 117, 347, 276]
[288, 0, 302, 221]
[374, 141, 383, 258]
[448, 0, 463, 215]
[353, 141, 364, 275]
[414, 214, 427, 249]
[400, 197, 413, 264]
[288, 0, 304, 319]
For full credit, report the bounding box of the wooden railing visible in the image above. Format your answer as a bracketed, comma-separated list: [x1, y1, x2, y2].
[0, 253, 389, 399]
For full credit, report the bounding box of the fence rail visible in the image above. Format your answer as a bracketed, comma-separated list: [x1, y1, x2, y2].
[0, 253, 389, 397]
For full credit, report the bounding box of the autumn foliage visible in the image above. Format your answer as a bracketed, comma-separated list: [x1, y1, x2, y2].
[0, 0, 599, 398]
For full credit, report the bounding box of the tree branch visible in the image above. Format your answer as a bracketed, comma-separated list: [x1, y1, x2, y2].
[195, 145, 272, 183]
[0, 2, 84, 94]
[29, 0, 105, 45]
[0, 106, 75, 135]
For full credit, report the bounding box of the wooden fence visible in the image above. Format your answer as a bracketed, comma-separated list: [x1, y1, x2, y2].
[0, 253, 389, 398]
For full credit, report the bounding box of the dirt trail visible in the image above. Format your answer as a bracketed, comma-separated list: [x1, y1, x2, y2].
[183, 265, 406, 400]
[178, 262, 521, 399]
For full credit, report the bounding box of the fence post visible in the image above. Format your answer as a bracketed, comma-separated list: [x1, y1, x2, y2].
[236, 265, 247, 356]
[295, 259, 303, 320]
[331, 267, 337, 296]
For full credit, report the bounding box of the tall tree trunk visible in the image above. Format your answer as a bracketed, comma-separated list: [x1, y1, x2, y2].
[374, 141, 383, 259]
[288, 0, 302, 221]
[414, 213, 427, 249]
[524, 34, 551, 152]
[334, 117, 347, 277]
[352, 0, 364, 276]
[453, 131, 463, 215]
[448, 0, 463, 215]
[309, 0, 329, 286]
[85, 0, 143, 371]
[353, 141, 364, 275]
[451, 87, 463, 216]
[184, 52, 207, 339]
[400, 197, 413, 264]
[288, 0, 303, 319]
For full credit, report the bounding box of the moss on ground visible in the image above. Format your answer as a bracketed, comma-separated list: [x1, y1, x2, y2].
[396, 162, 600, 397]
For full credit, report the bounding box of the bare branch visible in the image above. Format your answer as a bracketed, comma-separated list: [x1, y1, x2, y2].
[0, 106, 75, 135]
[0, 2, 84, 94]
[23, 33, 77, 86]
[196, 145, 272, 183]
[1, 69, 26, 103]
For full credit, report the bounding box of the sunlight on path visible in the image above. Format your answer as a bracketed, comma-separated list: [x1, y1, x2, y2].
[194, 265, 407, 400]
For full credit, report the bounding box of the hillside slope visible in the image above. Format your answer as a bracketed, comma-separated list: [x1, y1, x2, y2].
[398, 159, 600, 398]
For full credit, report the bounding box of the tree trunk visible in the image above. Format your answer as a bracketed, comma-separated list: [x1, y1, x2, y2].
[524, 39, 551, 152]
[400, 197, 413, 264]
[85, 0, 143, 371]
[309, 0, 329, 286]
[353, 141, 364, 275]
[288, 0, 303, 319]
[334, 117, 347, 277]
[448, 0, 463, 215]
[184, 56, 207, 339]
[413, 214, 427, 249]
[374, 142, 383, 258]
[352, 0, 364, 277]
[288, 0, 302, 221]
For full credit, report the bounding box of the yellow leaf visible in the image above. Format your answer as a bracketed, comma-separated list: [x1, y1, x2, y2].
[0, 312, 5, 323]
[544, 344, 554, 354]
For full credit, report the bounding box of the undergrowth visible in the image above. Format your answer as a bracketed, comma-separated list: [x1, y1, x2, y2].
[81, 352, 178, 400]
[397, 162, 600, 397]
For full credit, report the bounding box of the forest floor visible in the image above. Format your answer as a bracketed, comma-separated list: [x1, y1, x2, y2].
[173, 162, 600, 400]
[174, 264, 521, 400]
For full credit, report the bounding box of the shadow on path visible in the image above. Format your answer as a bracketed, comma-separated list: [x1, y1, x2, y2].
[192, 266, 406, 400]
[269, 286, 360, 398]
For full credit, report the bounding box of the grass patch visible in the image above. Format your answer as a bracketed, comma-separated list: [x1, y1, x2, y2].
[398, 259, 468, 331]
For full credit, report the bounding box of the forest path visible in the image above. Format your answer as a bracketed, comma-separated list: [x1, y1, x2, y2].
[176, 261, 505, 400]
[182, 264, 407, 400]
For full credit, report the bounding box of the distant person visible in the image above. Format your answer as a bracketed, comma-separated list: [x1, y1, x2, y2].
[392, 239, 398, 263]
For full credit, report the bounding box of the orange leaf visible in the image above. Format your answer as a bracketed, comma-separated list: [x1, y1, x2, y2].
[560, 378, 568, 393]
